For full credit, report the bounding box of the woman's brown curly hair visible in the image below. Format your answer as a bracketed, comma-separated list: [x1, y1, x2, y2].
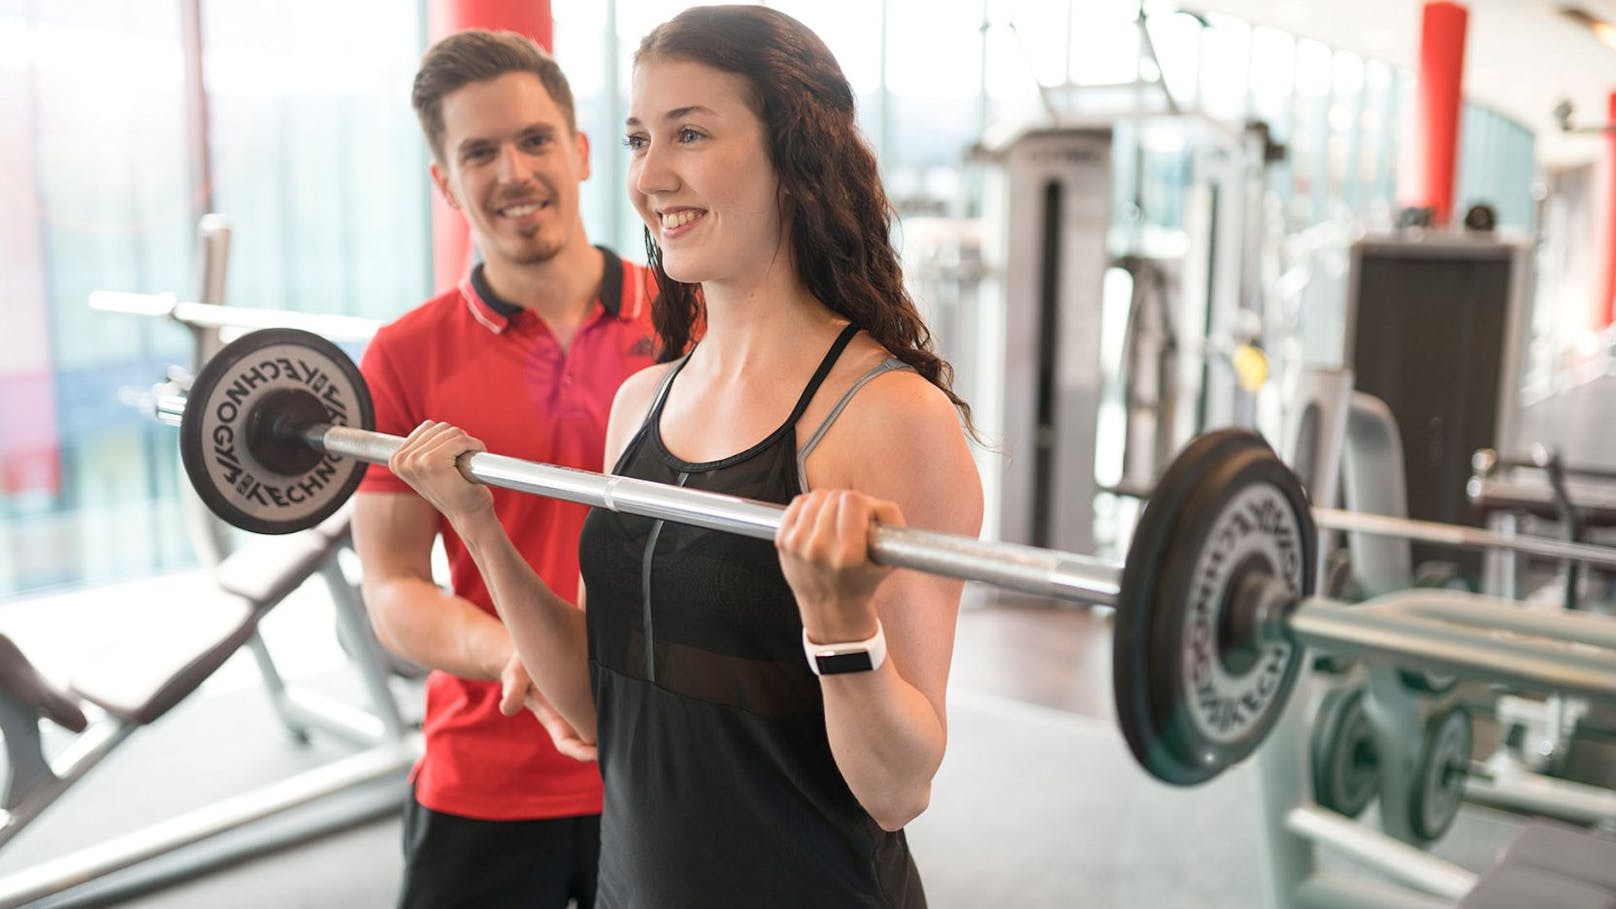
[635, 4, 975, 434]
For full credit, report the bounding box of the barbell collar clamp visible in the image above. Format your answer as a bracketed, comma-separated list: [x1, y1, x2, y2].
[1241, 574, 1297, 651]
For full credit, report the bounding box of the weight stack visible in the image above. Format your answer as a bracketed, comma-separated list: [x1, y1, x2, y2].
[1344, 231, 1532, 582]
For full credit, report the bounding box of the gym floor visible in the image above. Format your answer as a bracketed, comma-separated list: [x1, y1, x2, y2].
[0, 579, 1549, 909]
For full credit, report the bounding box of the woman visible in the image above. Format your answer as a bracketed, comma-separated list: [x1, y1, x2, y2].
[393, 6, 982, 906]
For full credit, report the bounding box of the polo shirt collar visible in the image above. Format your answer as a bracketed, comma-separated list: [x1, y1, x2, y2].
[459, 246, 626, 335]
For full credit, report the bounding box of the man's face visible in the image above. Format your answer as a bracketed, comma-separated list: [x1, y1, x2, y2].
[431, 72, 590, 272]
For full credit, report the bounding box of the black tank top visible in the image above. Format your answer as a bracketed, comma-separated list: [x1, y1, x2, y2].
[578, 324, 925, 909]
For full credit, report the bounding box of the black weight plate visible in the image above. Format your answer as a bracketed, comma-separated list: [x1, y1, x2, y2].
[1115, 429, 1315, 785]
[1409, 704, 1472, 842]
[1152, 439, 1314, 782]
[1114, 429, 1273, 784]
[180, 328, 373, 535]
[1310, 684, 1378, 817]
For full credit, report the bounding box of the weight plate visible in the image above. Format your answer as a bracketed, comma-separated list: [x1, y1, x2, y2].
[1409, 704, 1472, 842]
[179, 328, 373, 535]
[1310, 684, 1378, 817]
[1115, 429, 1315, 785]
[1114, 429, 1270, 784]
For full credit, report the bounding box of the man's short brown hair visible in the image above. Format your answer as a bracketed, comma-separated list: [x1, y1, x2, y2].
[412, 29, 577, 163]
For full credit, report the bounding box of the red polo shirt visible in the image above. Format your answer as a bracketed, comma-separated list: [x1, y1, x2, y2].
[358, 248, 656, 820]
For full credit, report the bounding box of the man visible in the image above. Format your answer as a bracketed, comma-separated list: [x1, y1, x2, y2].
[353, 30, 656, 909]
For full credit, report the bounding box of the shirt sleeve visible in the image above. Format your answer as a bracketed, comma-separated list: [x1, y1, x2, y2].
[355, 328, 416, 495]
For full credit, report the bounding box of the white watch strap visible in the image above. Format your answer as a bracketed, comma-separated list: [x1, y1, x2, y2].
[802, 621, 887, 676]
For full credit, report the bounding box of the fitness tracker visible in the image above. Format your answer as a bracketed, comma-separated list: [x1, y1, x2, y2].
[802, 622, 887, 676]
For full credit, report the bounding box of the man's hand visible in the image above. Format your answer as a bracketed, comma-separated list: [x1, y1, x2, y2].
[499, 653, 598, 762]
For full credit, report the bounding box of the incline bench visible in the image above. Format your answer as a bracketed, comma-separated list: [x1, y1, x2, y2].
[0, 508, 418, 907]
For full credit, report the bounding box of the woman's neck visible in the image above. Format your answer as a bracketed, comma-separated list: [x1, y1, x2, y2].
[692, 269, 844, 378]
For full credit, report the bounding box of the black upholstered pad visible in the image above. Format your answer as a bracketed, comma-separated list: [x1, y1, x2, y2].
[0, 633, 87, 732]
[212, 508, 352, 611]
[69, 593, 258, 725]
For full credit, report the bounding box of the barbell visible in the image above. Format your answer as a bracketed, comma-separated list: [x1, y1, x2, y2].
[90, 290, 381, 342]
[161, 327, 1616, 786]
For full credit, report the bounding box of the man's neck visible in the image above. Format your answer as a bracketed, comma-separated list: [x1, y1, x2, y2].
[481, 239, 605, 330]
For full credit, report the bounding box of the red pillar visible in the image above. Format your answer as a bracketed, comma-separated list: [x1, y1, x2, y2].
[1602, 90, 1616, 329]
[1398, 1, 1467, 228]
[425, 0, 554, 293]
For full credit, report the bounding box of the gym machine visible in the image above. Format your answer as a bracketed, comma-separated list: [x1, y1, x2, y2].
[1262, 370, 1616, 907]
[966, 8, 1283, 559]
[974, 120, 1280, 557]
[0, 218, 412, 908]
[1342, 230, 1534, 584]
[1462, 452, 1616, 829]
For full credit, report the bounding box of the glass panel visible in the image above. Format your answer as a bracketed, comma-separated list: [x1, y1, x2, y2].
[1148, 10, 1202, 109]
[1287, 38, 1334, 229]
[203, 0, 428, 320]
[886, 0, 982, 210]
[1327, 49, 1364, 216]
[1068, 0, 1139, 87]
[0, 1, 432, 597]
[1457, 102, 1535, 232]
[1197, 14, 1249, 123]
[0, 3, 194, 596]
[1358, 58, 1396, 226]
[554, 0, 626, 253]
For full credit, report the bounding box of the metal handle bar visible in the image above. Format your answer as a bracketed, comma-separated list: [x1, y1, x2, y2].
[90, 292, 380, 342]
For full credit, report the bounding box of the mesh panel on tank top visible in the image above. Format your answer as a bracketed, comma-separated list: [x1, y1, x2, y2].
[578, 324, 925, 909]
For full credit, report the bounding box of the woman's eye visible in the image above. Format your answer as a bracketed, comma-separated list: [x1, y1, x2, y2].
[677, 127, 702, 143]
[623, 135, 647, 151]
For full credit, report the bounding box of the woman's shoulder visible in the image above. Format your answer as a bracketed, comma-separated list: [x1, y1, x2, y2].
[835, 337, 955, 425]
[611, 360, 681, 422]
[812, 337, 970, 465]
[809, 342, 981, 526]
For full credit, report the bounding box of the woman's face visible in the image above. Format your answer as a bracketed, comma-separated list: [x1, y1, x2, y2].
[625, 57, 784, 289]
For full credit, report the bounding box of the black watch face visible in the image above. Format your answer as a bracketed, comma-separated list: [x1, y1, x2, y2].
[816, 651, 875, 675]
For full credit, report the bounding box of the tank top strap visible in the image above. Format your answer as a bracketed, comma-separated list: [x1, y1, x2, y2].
[782, 323, 862, 428]
[799, 358, 910, 462]
[643, 353, 694, 425]
[795, 357, 911, 491]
